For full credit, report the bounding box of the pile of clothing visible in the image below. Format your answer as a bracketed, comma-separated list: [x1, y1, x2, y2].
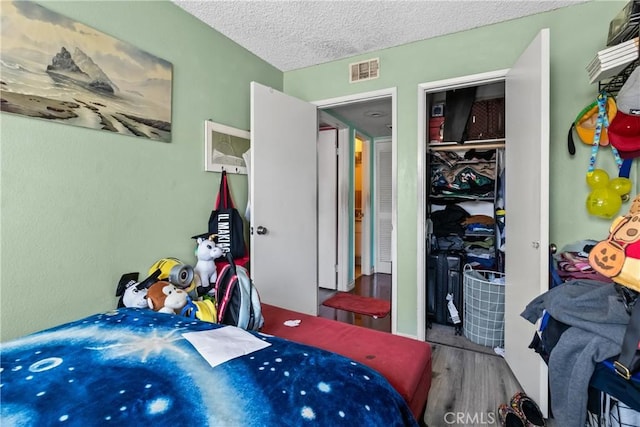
[552, 240, 612, 284]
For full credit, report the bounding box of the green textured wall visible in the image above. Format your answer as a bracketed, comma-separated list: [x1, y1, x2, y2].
[2, 0, 637, 342]
[0, 0, 282, 341]
[283, 0, 638, 337]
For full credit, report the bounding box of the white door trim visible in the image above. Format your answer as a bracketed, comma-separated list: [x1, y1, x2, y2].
[416, 70, 508, 341]
[314, 87, 398, 335]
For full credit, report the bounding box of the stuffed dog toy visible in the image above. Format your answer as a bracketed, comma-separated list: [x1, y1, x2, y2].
[115, 270, 161, 308]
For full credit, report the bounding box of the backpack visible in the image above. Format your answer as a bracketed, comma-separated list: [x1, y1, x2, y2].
[215, 253, 264, 331]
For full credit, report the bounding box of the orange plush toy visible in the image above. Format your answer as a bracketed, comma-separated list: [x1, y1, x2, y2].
[146, 281, 189, 314]
[589, 194, 640, 292]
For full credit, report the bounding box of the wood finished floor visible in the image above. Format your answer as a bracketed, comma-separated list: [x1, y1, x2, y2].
[318, 273, 555, 427]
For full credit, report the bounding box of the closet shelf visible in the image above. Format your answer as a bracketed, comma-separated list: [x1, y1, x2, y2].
[429, 195, 495, 204]
[429, 139, 505, 152]
[432, 159, 496, 166]
[465, 231, 496, 238]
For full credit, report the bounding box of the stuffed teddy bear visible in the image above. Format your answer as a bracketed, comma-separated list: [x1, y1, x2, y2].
[146, 280, 189, 314]
[195, 235, 224, 296]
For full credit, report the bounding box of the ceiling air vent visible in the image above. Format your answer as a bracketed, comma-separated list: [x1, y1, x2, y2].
[349, 58, 379, 83]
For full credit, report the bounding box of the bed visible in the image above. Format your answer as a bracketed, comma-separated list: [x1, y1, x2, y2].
[260, 303, 432, 421]
[0, 307, 418, 427]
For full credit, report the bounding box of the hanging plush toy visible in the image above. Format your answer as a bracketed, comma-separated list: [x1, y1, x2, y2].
[586, 169, 632, 219]
[584, 92, 632, 219]
[194, 234, 224, 297]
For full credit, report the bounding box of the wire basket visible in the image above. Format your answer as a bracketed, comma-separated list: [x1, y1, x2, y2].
[463, 265, 506, 348]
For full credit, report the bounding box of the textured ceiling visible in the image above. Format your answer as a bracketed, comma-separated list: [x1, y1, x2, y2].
[173, 0, 586, 72]
[172, 0, 586, 137]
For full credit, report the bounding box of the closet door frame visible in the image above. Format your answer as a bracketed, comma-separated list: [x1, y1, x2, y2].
[417, 69, 509, 341]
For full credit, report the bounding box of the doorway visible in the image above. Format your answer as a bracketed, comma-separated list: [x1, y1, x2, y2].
[315, 89, 397, 332]
[319, 100, 391, 286]
[248, 82, 398, 332]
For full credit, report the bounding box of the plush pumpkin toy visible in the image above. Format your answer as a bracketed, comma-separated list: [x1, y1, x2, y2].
[146, 280, 189, 314]
[589, 194, 640, 292]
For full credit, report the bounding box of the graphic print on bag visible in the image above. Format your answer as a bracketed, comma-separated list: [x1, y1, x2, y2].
[216, 213, 231, 253]
[216, 262, 264, 331]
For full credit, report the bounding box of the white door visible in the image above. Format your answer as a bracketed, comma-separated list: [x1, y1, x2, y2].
[375, 139, 392, 274]
[318, 129, 338, 289]
[504, 29, 550, 416]
[250, 82, 318, 315]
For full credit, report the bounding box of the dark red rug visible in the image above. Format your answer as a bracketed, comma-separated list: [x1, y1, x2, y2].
[321, 292, 391, 318]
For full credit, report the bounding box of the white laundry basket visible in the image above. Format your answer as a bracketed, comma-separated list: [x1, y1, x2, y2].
[463, 265, 506, 348]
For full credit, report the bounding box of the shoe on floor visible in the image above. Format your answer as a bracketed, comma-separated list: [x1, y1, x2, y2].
[510, 391, 546, 426]
[498, 403, 526, 427]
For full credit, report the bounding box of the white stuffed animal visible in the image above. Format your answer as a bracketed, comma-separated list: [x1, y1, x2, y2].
[115, 270, 160, 309]
[115, 274, 149, 309]
[194, 235, 224, 296]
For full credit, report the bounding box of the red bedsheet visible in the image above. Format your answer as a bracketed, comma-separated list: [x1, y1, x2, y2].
[260, 303, 432, 421]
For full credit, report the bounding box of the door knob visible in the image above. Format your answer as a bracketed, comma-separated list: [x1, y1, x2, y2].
[256, 226, 268, 235]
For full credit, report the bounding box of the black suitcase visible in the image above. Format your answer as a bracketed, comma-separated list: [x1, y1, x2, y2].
[427, 251, 464, 333]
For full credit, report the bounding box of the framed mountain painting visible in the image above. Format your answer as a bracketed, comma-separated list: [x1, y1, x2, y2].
[0, 1, 173, 142]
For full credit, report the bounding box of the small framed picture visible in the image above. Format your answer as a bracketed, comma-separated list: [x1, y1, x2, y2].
[431, 103, 445, 117]
[204, 120, 250, 174]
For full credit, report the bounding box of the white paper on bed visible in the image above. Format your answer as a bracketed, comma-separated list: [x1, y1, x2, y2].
[183, 326, 271, 368]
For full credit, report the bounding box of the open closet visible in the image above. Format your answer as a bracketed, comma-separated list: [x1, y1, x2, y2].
[418, 29, 551, 416]
[425, 81, 506, 342]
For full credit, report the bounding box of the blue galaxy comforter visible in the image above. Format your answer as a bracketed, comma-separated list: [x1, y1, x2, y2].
[0, 308, 417, 427]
